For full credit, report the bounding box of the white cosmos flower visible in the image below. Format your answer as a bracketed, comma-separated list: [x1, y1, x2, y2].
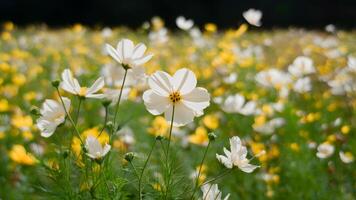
[293, 77, 312, 93]
[253, 118, 285, 134]
[347, 56, 356, 72]
[243, 9, 262, 27]
[255, 68, 292, 88]
[60, 69, 105, 99]
[36, 98, 70, 137]
[85, 135, 111, 159]
[106, 38, 153, 69]
[216, 136, 260, 173]
[201, 184, 230, 200]
[221, 94, 258, 116]
[288, 56, 316, 77]
[316, 143, 334, 159]
[176, 16, 194, 31]
[339, 151, 354, 164]
[143, 68, 210, 127]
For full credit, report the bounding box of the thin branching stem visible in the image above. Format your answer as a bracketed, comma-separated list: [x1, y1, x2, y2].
[98, 106, 108, 137]
[138, 139, 157, 200]
[190, 141, 211, 200]
[200, 168, 233, 187]
[56, 88, 84, 145]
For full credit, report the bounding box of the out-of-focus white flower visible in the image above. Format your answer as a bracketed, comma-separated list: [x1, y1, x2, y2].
[223, 73, 238, 84]
[216, 136, 260, 173]
[176, 16, 194, 31]
[102, 63, 146, 87]
[201, 184, 230, 200]
[60, 69, 105, 99]
[101, 27, 112, 38]
[325, 24, 336, 33]
[316, 143, 334, 159]
[328, 68, 355, 95]
[85, 135, 111, 159]
[347, 56, 356, 72]
[116, 126, 135, 145]
[143, 68, 210, 127]
[293, 77, 312, 93]
[36, 98, 70, 137]
[253, 118, 285, 134]
[255, 69, 292, 88]
[339, 151, 354, 164]
[243, 9, 262, 27]
[288, 56, 315, 77]
[106, 39, 153, 69]
[149, 28, 169, 44]
[221, 94, 258, 116]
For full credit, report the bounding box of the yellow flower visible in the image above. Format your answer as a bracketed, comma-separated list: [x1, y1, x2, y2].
[81, 127, 109, 145]
[205, 23, 217, 33]
[148, 116, 169, 137]
[0, 99, 10, 112]
[290, 143, 300, 152]
[0, 131, 5, 139]
[12, 74, 26, 86]
[9, 145, 37, 165]
[11, 114, 33, 130]
[203, 114, 219, 130]
[188, 126, 208, 146]
[341, 125, 350, 135]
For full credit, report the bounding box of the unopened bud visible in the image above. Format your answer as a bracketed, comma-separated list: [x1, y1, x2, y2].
[124, 152, 135, 162]
[156, 135, 164, 141]
[102, 100, 111, 107]
[30, 106, 41, 116]
[208, 132, 217, 141]
[51, 80, 60, 88]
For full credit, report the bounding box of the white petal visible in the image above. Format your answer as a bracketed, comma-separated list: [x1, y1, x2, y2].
[86, 136, 102, 156]
[131, 43, 147, 59]
[61, 97, 71, 112]
[85, 94, 105, 99]
[238, 163, 259, 173]
[143, 90, 171, 115]
[182, 87, 210, 114]
[148, 71, 173, 96]
[172, 68, 197, 94]
[87, 77, 105, 95]
[36, 119, 57, 137]
[102, 144, 111, 156]
[106, 43, 122, 63]
[230, 136, 242, 161]
[164, 103, 195, 127]
[216, 154, 233, 168]
[132, 54, 153, 66]
[117, 39, 134, 60]
[61, 69, 80, 94]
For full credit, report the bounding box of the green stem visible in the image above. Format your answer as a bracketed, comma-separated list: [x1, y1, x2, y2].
[98, 106, 108, 137]
[190, 141, 211, 200]
[138, 139, 157, 200]
[56, 88, 84, 145]
[164, 105, 175, 199]
[200, 168, 232, 187]
[112, 69, 128, 136]
[75, 97, 82, 125]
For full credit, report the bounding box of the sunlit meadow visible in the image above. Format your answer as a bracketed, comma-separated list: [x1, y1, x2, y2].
[0, 15, 356, 200]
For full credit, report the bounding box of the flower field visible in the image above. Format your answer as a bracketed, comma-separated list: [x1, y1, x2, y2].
[0, 19, 355, 199]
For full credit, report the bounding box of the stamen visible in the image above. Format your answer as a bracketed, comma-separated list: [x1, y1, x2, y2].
[169, 91, 182, 103]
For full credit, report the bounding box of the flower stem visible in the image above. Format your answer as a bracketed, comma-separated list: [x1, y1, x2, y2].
[112, 69, 128, 136]
[190, 141, 211, 200]
[138, 139, 157, 200]
[164, 105, 175, 199]
[200, 168, 232, 187]
[56, 88, 84, 145]
[98, 106, 108, 137]
[75, 97, 82, 125]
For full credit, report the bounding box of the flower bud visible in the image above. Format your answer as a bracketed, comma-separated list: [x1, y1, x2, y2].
[106, 121, 113, 130]
[124, 152, 135, 162]
[156, 135, 164, 141]
[63, 150, 69, 159]
[102, 100, 111, 107]
[208, 132, 217, 141]
[51, 80, 60, 88]
[30, 106, 41, 116]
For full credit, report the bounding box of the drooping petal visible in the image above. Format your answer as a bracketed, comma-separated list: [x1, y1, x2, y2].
[36, 118, 57, 138]
[238, 163, 259, 173]
[117, 39, 134, 60]
[148, 71, 173, 96]
[106, 43, 122, 63]
[164, 103, 195, 127]
[61, 69, 81, 94]
[143, 90, 171, 115]
[216, 154, 233, 168]
[182, 87, 210, 114]
[87, 77, 105, 95]
[172, 68, 197, 94]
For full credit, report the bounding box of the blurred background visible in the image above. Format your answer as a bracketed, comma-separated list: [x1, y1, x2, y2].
[0, 0, 355, 29]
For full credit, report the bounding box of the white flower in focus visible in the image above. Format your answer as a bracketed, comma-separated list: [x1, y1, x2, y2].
[216, 136, 259, 173]
[339, 151, 354, 164]
[288, 56, 316, 77]
[60, 69, 105, 99]
[176, 16, 194, 31]
[221, 94, 257, 116]
[36, 98, 70, 137]
[316, 143, 334, 159]
[85, 135, 111, 159]
[201, 184, 230, 200]
[293, 77, 312, 93]
[106, 39, 153, 69]
[243, 9, 262, 27]
[143, 68, 210, 127]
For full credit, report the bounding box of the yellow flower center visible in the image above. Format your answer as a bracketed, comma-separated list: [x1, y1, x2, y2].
[169, 91, 181, 103]
[79, 87, 87, 97]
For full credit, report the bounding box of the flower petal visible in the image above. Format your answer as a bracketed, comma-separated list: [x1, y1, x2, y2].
[61, 69, 80, 94]
[238, 163, 259, 173]
[87, 77, 105, 95]
[106, 43, 122, 63]
[143, 90, 170, 115]
[148, 71, 173, 96]
[132, 43, 147, 59]
[216, 154, 233, 168]
[182, 87, 210, 114]
[172, 68, 197, 94]
[117, 39, 134, 60]
[165, 103, 195, 127]
[133, 54, 153, 66]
